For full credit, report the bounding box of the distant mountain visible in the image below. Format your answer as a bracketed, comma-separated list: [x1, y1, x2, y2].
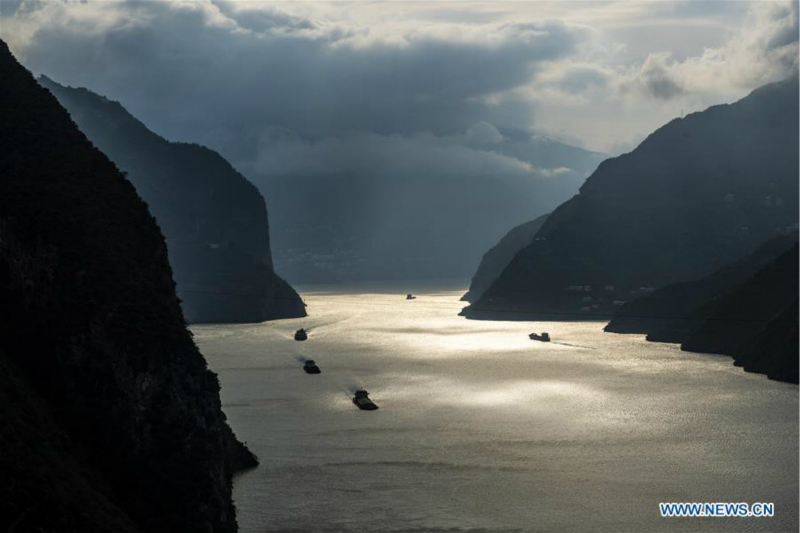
[681, 244, 798, 383]
[480, 127, 607, 174]
[604, 231, 798, 340]
[462, 213, 549, 303]
[39, 76, 305, 323]
[1, 40, 253, 533]
[464, 79, 799, 320]
[261, 133, 605, 284]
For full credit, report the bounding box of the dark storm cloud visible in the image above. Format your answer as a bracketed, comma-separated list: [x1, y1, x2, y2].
[11, 0, 586, 153]
[643, 73, 683, 101]
[637, 54, 684, 100]
[5, 0, 798, 155]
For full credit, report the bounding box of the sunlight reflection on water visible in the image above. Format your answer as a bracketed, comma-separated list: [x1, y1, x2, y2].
[194, 288, 798, 533]
[455, 380, 606, 407]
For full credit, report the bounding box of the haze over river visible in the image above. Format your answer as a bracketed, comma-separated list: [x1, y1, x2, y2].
[194, 286, 798, 533]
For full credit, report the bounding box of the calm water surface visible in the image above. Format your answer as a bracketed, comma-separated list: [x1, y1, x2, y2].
[194, 287, 798, 533]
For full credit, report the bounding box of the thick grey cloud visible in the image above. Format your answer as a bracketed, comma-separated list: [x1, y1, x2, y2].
[464, 121, 505, 145]
[242, 128, 585, 184]
[2, 1, 795, 158]
[5, 0, 585, 157]
[639, 54, 684, 100]
[554, 66, 608, 94]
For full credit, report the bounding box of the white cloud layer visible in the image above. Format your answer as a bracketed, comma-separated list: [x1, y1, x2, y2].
[526, 1, 799, 152]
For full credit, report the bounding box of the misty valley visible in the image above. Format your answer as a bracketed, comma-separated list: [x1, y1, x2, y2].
[0, 2, 798, 533]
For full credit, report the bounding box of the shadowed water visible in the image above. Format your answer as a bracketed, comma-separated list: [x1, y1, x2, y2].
[193, 288, 798, 533]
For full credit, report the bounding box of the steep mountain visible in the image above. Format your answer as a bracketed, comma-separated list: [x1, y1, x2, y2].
[0, 40, 255, 533]
[464, 79, 799, 320]
[604, 231, 798, 340]
[735, 297, 798, 383]
[38, 76, 305, 323]
[680, 244, 798, 383]
[462, 213, 549, 303]
[260, 134, 605, 284]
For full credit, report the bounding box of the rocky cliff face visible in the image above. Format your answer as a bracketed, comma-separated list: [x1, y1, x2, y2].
[38, 76, 305, 323]
[462, 213, 549, 303]
[464, 79, 799, 320]
[0, 40, 255, 532]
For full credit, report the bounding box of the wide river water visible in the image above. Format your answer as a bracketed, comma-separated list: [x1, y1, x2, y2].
[194, 286, 798, 533]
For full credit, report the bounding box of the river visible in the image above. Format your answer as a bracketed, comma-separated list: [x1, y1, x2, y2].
[193, 286, 798, 533]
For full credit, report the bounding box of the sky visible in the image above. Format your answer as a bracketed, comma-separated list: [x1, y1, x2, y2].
[1, 0, 797, 182]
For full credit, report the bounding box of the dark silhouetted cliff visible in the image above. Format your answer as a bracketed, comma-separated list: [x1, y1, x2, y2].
[735, 297, 798, 383]
[605, 232, 798, 340]
[462, 213, 549, 303]
[0, 40, 255, 532]
[464, 79, 799, 320]
[39, 76, 305, 323]
[680, 244, 798, 383]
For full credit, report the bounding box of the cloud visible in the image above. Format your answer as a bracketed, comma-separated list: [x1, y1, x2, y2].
[2, 0, 795, 157]
[464, 121, 504, 145]
[636, 53, 685, 100]
[518, 1, 798, 152]
[537, 166, 571, 178]
[637, 0, 799, 98]
[242, 127, 586, 187]
[211, 0, 314, 32]
[553, 65, 609, 94]
[2, 0, 585, 148]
